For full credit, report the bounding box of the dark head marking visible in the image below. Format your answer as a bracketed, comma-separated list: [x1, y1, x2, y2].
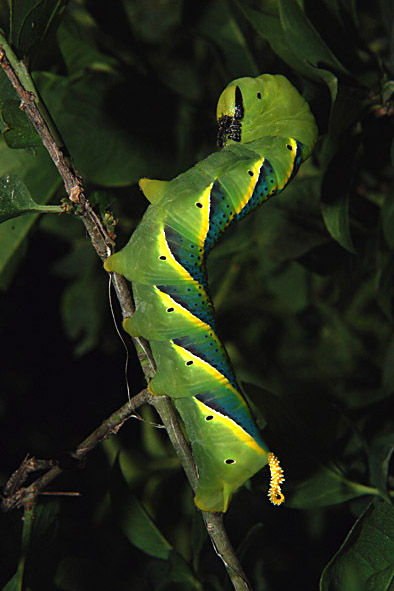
[217, 86, 244, 148]
[234, 86, 244, 119]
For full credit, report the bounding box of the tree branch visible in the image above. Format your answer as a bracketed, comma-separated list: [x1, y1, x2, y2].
[0, 39, 252, 591]
[1, 389, 150, 512]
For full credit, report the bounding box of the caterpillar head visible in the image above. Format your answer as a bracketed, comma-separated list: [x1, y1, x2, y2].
[217, 74, 318, 160]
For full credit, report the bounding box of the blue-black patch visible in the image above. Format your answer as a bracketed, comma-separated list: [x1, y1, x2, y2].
[204, 181, 233, 253]
[195, 391, 266, 446]
[156, 283, 216, 328]
[234, 159, 276, 222]
[172, 334, 238, 389]
[288, 140, 303, 182]
[164, 225, 207, 286]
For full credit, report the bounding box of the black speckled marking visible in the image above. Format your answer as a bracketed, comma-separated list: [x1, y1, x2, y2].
[173, 335, 238, 388]
[204, 181, 232, 252]
[164, 225, 206, 285]
[156, 284, 216, 327]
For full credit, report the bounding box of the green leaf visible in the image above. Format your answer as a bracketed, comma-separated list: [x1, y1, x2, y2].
[9, 0, 68, 62]
[368, 433, 394, 503]
[110, 456, 202, 589]
[0, 70, 21, 128]
[111, 456, 173, 559]
[166, 551, 203, 590]
[321, 192, 355, 253]
[254, 177, 329, 264]
[60, 272, 105, 356]
[0, 173, 62, 223]
[320, 135, 359, 253]
[43, 233, 106, 355]
[382, 183, 394, 250]
[327, 82, 370, 140]
[265, 262, 309, 313]
[236, 3, 310, 79]
[3, 506, 36, 591]
[0, 139, 61, 289]
[320, 500, 394, 591]
[288, 464, 375, 509]
[382, 335, 394, 395]
[278, 0, 348, 75]
[34, 71, 170, 186]
[3, 573, 22, 591]
[196, 0, 258, 78]
[56, 15, 118, 79]
[377, 254, 394, 322]
[237, 0, 344, 97]
[54, 556, 94, 591]
[120, 495, 173, 560]
[1, 99, 41, 148]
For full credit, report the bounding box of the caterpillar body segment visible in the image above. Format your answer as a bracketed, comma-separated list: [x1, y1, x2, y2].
[105, 74, 318, 512]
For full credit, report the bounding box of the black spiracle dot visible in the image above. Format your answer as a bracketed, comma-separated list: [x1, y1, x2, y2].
[186, 360, 194, 366]
[248, 170, 254, 177]
[166, 307, 175, 313]
[195, 202, 203, 208]
[225, 459, 236, 465]
[159, 255, 166, 260]
[270, 179, 274, 184]
[257, 92, 262, 99]
[286, 144, 293, 150]
[205, 415, 214, 421]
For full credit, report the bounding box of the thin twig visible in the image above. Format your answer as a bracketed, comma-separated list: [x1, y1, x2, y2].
[0, 39, 252, 591]
[1, 389, 150, 512]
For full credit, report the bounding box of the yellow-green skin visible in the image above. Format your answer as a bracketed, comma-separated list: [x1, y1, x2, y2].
[105, 75, 318, 512]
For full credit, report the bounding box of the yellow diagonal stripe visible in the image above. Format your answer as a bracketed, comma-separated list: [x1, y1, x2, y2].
[171, 341, 243, 400]
[196, 184, 213, 246]
[278, 137, 297, 190]
[157, 228, 195, 282]
[194, 397, 266, 454]
[155, 287, 211, 329]
[234, 157, 265, 214]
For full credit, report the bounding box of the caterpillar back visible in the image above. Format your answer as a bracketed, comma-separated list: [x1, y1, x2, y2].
[105, 74, 318, 512]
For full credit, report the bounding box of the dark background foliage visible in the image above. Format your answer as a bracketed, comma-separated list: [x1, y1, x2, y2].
[1, 0, 394, 590]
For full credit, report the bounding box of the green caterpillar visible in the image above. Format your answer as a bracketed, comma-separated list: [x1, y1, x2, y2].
[105, 74, 318, 512]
